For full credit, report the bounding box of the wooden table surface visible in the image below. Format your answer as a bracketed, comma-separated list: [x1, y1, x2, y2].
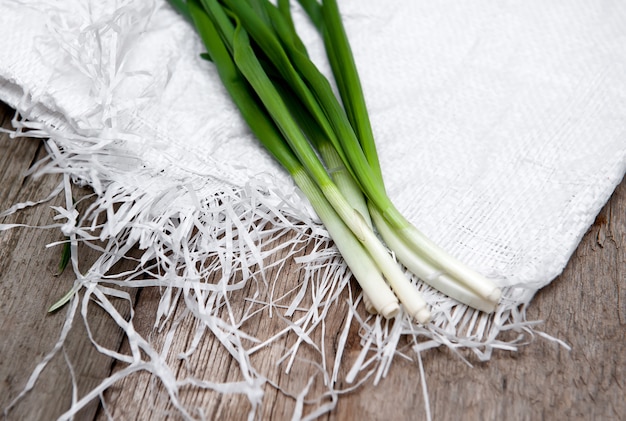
[1, 100, 624, 420]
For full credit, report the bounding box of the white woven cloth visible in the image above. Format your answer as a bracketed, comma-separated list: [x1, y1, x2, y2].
[1, 0, 625, 419]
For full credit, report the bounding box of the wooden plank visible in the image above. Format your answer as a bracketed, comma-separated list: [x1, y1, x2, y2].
[0, 102, 135, 420]
[1, 98, 624, 420]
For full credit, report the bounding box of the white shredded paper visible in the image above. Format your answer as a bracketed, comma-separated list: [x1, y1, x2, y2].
[1, 0, 625, 419]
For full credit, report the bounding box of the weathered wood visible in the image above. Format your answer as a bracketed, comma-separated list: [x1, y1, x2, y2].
[1, 99, 624, 420]
[0, 102, 135, 420]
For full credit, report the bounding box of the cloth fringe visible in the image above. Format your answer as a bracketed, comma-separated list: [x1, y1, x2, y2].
[0, 97, 545, 421]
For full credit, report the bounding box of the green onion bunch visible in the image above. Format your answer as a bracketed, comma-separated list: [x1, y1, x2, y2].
[168, 0, 502, 323]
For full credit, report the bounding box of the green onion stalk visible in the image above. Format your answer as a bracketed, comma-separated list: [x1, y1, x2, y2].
[295, 0, 501, 312]
[168, 0, 501, 323]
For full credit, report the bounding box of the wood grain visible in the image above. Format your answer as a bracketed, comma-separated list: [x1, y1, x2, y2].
[0, 102, 136, 420]
[1, 100, 624, 420]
